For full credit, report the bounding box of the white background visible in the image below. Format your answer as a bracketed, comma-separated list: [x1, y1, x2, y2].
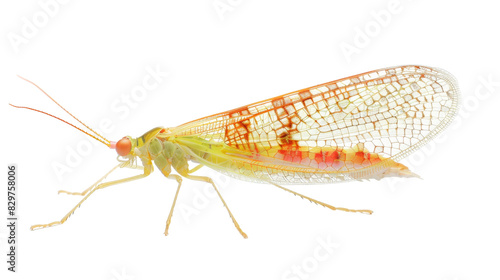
[1, 1, 499, 279]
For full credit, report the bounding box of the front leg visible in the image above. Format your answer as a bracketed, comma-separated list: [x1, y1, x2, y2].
[31, 162, 152, 231]
[58, 162, 144, 196]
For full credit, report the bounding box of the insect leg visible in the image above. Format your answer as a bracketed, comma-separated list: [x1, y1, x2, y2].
[164, 174, 182, 236]
[183, 174, 248, 239]
[58, 165, 144, 196]
[58, 184, 98, 196]
[30, 163, 152, 230]
[269, 182, 373, 215]
[187, 164, 204, 174]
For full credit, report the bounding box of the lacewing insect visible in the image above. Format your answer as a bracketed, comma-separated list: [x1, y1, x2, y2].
[11, 65, 459, 238]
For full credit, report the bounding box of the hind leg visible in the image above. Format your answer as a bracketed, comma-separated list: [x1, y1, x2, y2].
[270, 182, 373, 214]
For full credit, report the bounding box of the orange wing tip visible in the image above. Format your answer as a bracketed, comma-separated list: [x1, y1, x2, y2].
[378, 162, 420, 179]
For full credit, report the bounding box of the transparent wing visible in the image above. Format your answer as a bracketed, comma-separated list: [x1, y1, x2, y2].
[171, 65, 460, 184]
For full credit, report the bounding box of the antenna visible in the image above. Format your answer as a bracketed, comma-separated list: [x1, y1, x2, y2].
[10, 76, 111, 147]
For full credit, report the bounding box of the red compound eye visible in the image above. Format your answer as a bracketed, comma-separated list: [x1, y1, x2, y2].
[115, 137, 131, 156]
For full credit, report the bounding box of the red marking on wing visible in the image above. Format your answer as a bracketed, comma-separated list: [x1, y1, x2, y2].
[275, 146, 382, 171]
